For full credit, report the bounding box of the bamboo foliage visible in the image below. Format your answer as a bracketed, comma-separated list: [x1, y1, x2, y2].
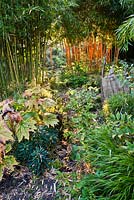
[0, 0, 77, 99]
[116, 15, 134, 50]
[64, 35, 119, 71]
[0, 0, 129, 99]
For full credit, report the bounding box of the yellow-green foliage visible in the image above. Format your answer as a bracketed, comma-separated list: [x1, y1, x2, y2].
[0, 85, 59, 180]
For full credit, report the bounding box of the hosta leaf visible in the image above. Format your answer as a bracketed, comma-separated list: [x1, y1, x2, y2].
[43, 113, 58, 127]
[16, 118, 37, 142]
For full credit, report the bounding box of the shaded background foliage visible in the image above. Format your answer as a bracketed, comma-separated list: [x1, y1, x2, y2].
[0, 0, 78, 98]
[0, 0, 134, 99]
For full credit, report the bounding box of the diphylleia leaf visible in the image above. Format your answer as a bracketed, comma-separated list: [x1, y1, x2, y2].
[43, 113, 59, 127]
[40, 88, 52, 98]
[16, 118, 37, 142]
[25, 99, 39, 110]
[0, 119, 14, 142]
[41, 98, 56, 108]
[23, 86, 52, 98]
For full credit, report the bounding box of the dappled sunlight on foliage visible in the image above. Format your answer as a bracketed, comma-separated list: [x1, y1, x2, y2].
[0, 0, 134, 199]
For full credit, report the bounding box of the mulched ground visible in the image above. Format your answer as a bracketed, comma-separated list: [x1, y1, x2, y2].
[0, 166, 57, 200]
[0, 142, 71, 200]
[0, 141, 92, 200]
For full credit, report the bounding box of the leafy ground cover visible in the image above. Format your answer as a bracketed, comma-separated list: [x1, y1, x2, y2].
[55, 62, 134, 200]
[0, 62, 134, 199]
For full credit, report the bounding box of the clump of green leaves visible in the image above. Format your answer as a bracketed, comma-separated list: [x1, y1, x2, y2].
[0, 85, 59, 179]
[74, 110, 134, 199]
[65, 86, 100, 113]
[107, 93, 134, 117]
[60, 62, 90, 88]
[28, 146, 49, 175]
[14, 125, 59, 175]
[60, 76, 134, 200]
[46, 46, 66, 68]
[70, 112, 134, 200]
[14, 85, 59, 127]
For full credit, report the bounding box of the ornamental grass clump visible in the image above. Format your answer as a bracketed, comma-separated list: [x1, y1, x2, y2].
[75, 113, 134, 200]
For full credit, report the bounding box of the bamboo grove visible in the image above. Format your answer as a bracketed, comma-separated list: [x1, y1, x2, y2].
[0, 0, 77, 99]
[0, 0, 134, 99]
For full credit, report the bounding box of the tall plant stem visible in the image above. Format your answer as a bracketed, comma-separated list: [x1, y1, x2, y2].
[6, 36, 19, 85]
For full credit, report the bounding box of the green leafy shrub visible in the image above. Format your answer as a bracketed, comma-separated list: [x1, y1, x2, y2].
[14, 125, 59, 175]
[65, 86, 100, 113]
[66, 74, 89, 88]
[60, 62, 90, 88]
[46, 46, 66, 68]
[62, 79, 134, 199]
[14, 140, 33, 163]
[61, 72, 89, 89]
[31, 125, 60, 148]
[0, 85, 59, 179]
[107, 93, 134, 117]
